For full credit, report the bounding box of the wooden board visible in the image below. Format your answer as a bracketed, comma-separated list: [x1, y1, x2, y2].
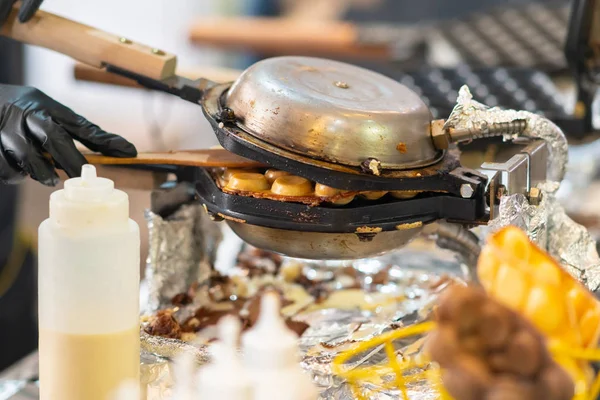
[189, 17, 390, 59]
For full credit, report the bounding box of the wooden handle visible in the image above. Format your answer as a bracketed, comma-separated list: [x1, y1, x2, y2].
[74, 63, 242, 88]
[1, 5, 177, 80]
[189, 17, 390, 59]
[74, 63, 142, 88]
[83, 149, 266, 169]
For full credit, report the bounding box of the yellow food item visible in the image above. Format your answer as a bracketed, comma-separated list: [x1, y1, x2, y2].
[360, 191, 387, 200]
[478, 226, 600, 348]
[314, 184, 355, 205]
[477, 226, 600, 393]
[391, 191, 421, 199]
[315, 183, 340, 197]
[223, 168, 260, 181]
[225, 173, 270, 192]
[264, 169, 291, 184]
[330, 195, 355, 206]
[271, 176, 313, 196]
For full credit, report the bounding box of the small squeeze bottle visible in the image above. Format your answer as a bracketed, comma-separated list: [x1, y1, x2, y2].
[38, 165, 140, 400]
[242, 292, 318, 400]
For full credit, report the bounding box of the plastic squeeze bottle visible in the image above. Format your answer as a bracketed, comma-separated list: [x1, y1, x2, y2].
[197, 315, 252, 400]
[242, 292, 318, 400]
[38, 165, 140, 400]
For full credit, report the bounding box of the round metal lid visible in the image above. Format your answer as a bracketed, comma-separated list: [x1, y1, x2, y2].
[225, 56, 441, 170]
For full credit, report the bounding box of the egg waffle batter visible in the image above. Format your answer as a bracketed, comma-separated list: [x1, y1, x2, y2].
[212, 167, 428, 207]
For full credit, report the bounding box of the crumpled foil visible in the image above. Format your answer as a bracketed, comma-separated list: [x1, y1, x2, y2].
[138, 232, 467, 400]
[295, 251, 464, 400]
[144, 205, 223, 314]
[320, 379, 441, 400]
[140, 330, 210, 364]
[140, 352, 172, 400]
[447, 86, 600, 292]
[445, 85, 569, 185]
[487, 185, 600, 292]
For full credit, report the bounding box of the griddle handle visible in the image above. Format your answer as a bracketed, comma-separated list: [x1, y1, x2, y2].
[0, 4, 177, 81]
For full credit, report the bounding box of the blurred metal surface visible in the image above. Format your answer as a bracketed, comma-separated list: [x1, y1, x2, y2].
[226, 221, 424, 260]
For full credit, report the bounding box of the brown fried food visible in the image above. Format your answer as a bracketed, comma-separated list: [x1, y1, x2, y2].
[485, 375, 537, 400]
[182, 307, 233, 332]
[171, 292, 193, 306]
[144, 310, 182, 339]
[285, 319, 310, 336]
[427, 285, 574, 400]
[245, 289, 294, 326]
[236, 247, 284, 276]
[371, 265, 392, 285]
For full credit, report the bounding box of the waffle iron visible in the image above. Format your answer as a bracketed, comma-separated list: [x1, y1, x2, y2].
[2, 1, 596, 259]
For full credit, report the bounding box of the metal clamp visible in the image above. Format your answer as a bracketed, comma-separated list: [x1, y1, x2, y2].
[480, 139, 548, 199]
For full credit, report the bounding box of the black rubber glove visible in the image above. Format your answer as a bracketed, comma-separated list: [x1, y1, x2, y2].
[0, 85, 137, 186]
[0, 0, 43, 26]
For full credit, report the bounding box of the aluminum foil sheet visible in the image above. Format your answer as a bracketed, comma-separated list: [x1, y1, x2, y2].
[445, 85, 600, 292]
[138, 233, 467, 399]
[487, 184, 600, 292]
[445, 85, 569, 185]
[140, 330, 210, 364]
[144, 204, 223, 314]
[320, 378, 441, 400]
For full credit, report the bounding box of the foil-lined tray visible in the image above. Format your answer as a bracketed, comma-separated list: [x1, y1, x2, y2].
[137, 212, 470, 399]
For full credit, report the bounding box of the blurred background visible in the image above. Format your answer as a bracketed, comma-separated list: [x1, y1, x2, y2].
[0, 0, 585, 373]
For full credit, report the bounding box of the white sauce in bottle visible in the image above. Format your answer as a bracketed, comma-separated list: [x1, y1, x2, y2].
[38, 165, 140, 400]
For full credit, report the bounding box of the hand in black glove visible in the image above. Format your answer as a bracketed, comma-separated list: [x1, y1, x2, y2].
[0, 0, 43, 26]
[0, 85, 137, 186]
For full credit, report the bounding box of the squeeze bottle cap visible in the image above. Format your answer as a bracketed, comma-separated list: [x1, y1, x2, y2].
[50, 165, 128, 227]
[242, 292, 299, 370]
[197, 316, 251, 400]
[64, 165, 114, 202]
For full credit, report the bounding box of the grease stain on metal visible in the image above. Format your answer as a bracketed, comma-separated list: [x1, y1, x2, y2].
[396, 142, 407, 153]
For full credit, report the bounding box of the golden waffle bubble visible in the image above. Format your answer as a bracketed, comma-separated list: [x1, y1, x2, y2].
[225, 173, 270, 192]
[218, 168, 428, 206]
[314, 184, 355, 205]
[477, 226, 600, 350]
[265, 169, 291, 184]
[271, 175, 313, 196]
[391, 191, 421, 199]
[223, 168, 260, 181]
[315, 183, 340, 197]
[360, 191, 387, 200]
[331, 195, 355, 206]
